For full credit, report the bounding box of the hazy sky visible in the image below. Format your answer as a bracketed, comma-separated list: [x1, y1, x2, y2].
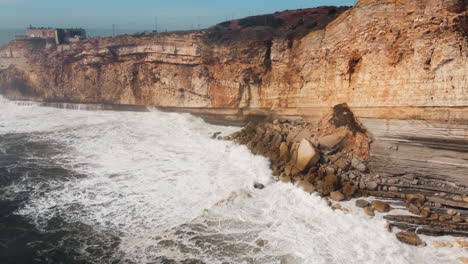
[0, 0, 357, 30]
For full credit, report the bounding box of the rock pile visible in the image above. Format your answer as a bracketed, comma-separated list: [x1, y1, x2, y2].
[228, 103, 468, 245]
[231, 103, 372, 201]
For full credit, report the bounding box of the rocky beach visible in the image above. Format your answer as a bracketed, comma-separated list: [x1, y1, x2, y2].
[228, 104, 468, 243]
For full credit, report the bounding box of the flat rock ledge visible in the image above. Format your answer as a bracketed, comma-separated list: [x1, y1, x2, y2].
[228, 104, 468, 244]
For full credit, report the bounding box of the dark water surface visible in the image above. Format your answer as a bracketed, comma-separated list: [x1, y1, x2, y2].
[0, 133, 121, 264]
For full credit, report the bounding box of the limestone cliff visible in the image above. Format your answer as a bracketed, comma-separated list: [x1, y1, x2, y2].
[0, 1, 467, 184]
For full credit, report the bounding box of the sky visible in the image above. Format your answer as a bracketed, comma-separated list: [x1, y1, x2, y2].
[0, 0, 357, 31]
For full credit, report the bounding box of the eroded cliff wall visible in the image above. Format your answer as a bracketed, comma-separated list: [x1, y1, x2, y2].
[0, 0, 466, 121]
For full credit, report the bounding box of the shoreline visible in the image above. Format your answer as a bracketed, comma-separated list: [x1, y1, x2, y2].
[1, 96, 468, 255]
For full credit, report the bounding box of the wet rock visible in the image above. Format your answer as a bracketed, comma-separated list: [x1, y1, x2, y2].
[356, 199, 370, 208]
[256, 239, 267, 247]
[406, 194, 425, 203]
[342, 183, 356, 196]
[371, 200, 391, 213]
[351, 157, 367, 172]
[317, 174, 338, 195]
[279, 173, 291, 183]
[420, 208, 431, 218]
[432, 241, 446, 248]
[211, 132, 221, 139]
[254, 183, 265, 189]
[407, 203, 420, 215]
[330, 191, 345, 201]
[254, 142, 266, 155]
[396, 232, 423, 246]
[297, 180, 315, 194]
[364, 207, 375, 216]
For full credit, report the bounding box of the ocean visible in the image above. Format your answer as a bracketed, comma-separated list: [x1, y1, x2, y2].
[0, 97, 463, 263]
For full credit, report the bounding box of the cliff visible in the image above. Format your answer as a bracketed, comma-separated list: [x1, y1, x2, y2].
[0, 1, 467, 185]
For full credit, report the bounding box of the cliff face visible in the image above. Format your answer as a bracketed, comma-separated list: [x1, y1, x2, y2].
[0, 0, 466, 120]
[0, 1, 467, 184]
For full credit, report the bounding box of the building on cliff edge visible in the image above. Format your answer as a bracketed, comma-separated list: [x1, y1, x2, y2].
[15, 25, 87, 44]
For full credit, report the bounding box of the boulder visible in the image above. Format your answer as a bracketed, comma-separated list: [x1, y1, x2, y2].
[365, 181, 378, 190]
[297, 180, 316, 194]
[406, 194, 425, 203]
[395, 232, 423, 246]
[406, 203, 421, 215]
[254, 142, 266, 155]
[330, 191, 345, 201]
[254, 183, 265, 189]
[325, 167, 335, 176]
[211, 132, 221, 139]
[371, 200, 391, 213]
[317, 174, 338, 195]
[279, 142, 289, 160]
[291, 139, 319, 172]
[317, 128, 347, 150]
[355, 199, 370, 208]
[351, 157, 367, 172]
[420, 209, 430, 218]
[334, 157, 350, 170]
[364, 207, 375, 216]
[292, 129, 313, 143]
[271, 133, 282, 149]
[255, 126, 266, 136]
[342, 183, 356, 196]
[279, 173, 291, 183]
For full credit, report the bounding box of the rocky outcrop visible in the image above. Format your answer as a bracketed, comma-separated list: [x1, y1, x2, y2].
[229, 103, 468, 238]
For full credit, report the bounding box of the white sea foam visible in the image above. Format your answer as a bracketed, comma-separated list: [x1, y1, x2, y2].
[0, 97, 465, 263]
